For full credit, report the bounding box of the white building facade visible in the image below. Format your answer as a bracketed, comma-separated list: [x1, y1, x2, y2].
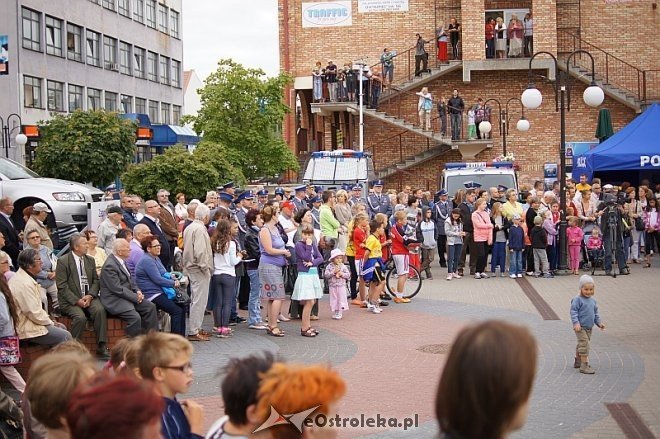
[0, 0, 184, 163]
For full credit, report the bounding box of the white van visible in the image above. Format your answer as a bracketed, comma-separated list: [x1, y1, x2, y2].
[440, 162, 518, 197]
[302, 150, 375, 190]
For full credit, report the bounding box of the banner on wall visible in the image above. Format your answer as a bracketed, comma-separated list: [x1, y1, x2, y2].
[302, 1, 352, 28]
[0, 35, 8, 75]
[358, 0, 409, 12]
[565, 141, 598, 158]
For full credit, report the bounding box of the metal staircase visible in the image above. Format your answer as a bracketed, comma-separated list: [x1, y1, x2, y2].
[380, 61, 463, 102]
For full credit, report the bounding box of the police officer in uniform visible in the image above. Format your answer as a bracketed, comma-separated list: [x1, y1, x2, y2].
[234, 190, 253, 246]
[433, 189, 450, 267]
[256, 189, 269, 210]
[292, 185, 308, 212]
[274, 187, 285, 202]
[310, 196, 322, 230]
[367, 180, 392, 218]
[348, 185, 366, 207]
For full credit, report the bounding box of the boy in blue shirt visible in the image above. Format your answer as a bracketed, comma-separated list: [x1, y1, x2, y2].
[508, 215, 525, 278]
[570, 275, 606, 374]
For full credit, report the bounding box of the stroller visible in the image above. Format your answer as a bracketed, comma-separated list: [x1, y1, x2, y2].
[585, 234, 605, 275]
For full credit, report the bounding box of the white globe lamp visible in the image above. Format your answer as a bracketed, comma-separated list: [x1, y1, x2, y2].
[479, 121, 492, 135]
[516, 118, 530, 132]
[583, 85, 605, 107]
[15, 133, 28, 147]
[521, 87, 543, 109]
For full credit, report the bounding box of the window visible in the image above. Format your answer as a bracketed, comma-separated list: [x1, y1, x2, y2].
[160, 56, 170, 85]
[45, 16, 63, 56]
[86, 30, 101, 67]
[147, 51, 158, 82]
[119, 41, 131, 75]
[105, 91, 118, 112]
[47, 80, 65, 111]
[170, 9, 180, 38]
[161, 103, 170, 124]
[120, 94, 133, 113]
[158, 3, 168, 33]
[171, 60, 181, 87]
[103, 36, 118, 69]
[146, 0, 156, 28]
[88, 88, 102, 110]
[22, 8, 41, 51]
[23, 76, 42, 108]
[135, 97, 146, 113]
[102, 0, 116, 11]
[118, 0, 130, 16]
[133, 0, 144, 22]
[68, 84, 84, 112]
[173, 105, 181, 125]
[133, 46, 146, 78]
[149, 100, 159, 123]
[66, 23, 83, 62]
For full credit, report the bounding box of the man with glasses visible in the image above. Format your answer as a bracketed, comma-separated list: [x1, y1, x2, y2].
[9, 249, 72, 346]
[139, 200, 172, 269]
[56, 234, 109, 359]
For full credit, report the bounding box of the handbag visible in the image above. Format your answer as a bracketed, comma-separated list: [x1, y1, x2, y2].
[0, 336, 21, 366]
[635, 216, 645, 231]
[172, 275, 190, 306]
[283, 264, 298, 294]
[0, 418, 23, 439]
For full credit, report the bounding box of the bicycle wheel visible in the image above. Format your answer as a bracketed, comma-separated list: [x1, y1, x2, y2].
[385, 265, 423, 299]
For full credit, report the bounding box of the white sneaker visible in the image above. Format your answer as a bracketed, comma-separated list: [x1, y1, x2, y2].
[509, 274, 516, 279]
[452, 273, 462, 279]
[517, 274, 523, 278]
[366, 303, 375, 311]
[480, 272, 489, 278]
[331, 311, 340, 320]
[474, 273, 482, 279]
[337, 311, 343, 319]
[446, 274, 453, 280]
[370, 306, 382, 314]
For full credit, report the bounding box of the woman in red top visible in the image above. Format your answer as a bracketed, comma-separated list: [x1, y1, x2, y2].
[350, 213, 369, 306]
[390, 211, 413, 303]
[485, 18, 495, 59]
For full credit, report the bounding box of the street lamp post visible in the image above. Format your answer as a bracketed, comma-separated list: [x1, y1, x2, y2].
[479, 97, 530, 156]
[521, 50, 604, 274]
[0, 114, 28, 159]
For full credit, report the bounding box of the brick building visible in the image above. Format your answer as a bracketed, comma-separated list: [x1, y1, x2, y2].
[278, 0, 659, 189]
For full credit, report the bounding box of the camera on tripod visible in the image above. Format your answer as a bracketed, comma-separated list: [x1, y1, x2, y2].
[602, 191, 626, 207]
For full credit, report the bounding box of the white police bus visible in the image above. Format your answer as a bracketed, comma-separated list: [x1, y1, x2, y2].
[302, 150, 375, 191]
[440, 162, 519, 197]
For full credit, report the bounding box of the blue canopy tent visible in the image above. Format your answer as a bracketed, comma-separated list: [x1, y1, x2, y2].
[573, 104, 660, 184]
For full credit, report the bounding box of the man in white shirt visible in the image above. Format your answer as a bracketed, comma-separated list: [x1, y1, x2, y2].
[97, 205, 123, 254]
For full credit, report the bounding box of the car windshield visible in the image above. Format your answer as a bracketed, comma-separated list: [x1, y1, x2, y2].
[303, 156, 373, 184]
[446, 174, 516, 197]
[0, 158, 39, 180]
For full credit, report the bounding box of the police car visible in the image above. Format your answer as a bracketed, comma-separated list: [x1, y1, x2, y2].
[439, 162, 519, 197]
[302, 150, 375, 192]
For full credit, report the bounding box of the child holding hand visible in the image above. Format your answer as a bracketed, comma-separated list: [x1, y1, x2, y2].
[324, 249, 351, 320]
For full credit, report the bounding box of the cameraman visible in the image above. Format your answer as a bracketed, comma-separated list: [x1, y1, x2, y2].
[596, 184, 629, 275]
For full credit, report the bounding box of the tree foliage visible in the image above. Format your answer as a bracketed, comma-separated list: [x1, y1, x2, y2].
[187, 59, 298, 181]
[121, 141, 243, 201]
[34, 110, 136, 186]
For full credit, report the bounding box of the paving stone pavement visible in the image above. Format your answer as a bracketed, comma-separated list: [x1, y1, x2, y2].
[186, 263, 659, 438]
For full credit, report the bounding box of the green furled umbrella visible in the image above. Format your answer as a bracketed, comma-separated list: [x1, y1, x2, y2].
[595, 108, 614, 143]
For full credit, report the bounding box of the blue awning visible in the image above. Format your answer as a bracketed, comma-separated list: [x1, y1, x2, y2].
[151, 125, 201, 146]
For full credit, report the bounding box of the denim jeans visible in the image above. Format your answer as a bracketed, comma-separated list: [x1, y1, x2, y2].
[447, 243, 462, 274]
[450, 113, 462, 140]
[229, 275, 241, 321]
[247, 269, 264, 325]
[491, 242, 506, 272]
[509, 250, 522, 275]
[211, 273, 236, 328]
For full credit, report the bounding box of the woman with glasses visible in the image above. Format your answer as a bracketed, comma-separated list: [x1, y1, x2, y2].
[83, 230, 107, 276]
[25, 230, 59, 314]
[135, 235, 186, 336]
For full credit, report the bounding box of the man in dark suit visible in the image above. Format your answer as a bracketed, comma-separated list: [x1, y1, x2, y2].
[56, 233, 109, 359]
[139, 199, 171, 269]
[157, 189, 178, 268]
[0, 197, 21, 268]
[99, 239, 158, 336]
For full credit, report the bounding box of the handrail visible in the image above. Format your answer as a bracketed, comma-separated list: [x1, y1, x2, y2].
[558, 29, 658, 103]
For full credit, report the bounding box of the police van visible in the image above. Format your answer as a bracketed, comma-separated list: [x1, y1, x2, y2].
[302, 150, 375, 191]
[439, 162, 519, 197]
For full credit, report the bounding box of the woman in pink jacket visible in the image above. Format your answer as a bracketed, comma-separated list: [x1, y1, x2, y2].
[643, 197, 660, 268]
[471, 199, 494, 279]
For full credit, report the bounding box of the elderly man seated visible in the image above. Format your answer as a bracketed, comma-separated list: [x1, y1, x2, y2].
[99, 239, 158, 337]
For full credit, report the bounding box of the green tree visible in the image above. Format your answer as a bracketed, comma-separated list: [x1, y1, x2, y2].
[187, 59, 298, 181]
[121, 141, 243, 200]
[34, 110, 136, 186]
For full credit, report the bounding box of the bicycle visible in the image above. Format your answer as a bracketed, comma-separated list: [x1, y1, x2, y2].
[384, 243, 423, 299]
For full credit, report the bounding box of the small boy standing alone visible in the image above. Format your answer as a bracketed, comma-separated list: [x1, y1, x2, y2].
[570, 275, 605, 374]
[508, 215, 524, 278]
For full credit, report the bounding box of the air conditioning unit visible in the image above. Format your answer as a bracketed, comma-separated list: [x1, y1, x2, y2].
[106, 63, 119, 71]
